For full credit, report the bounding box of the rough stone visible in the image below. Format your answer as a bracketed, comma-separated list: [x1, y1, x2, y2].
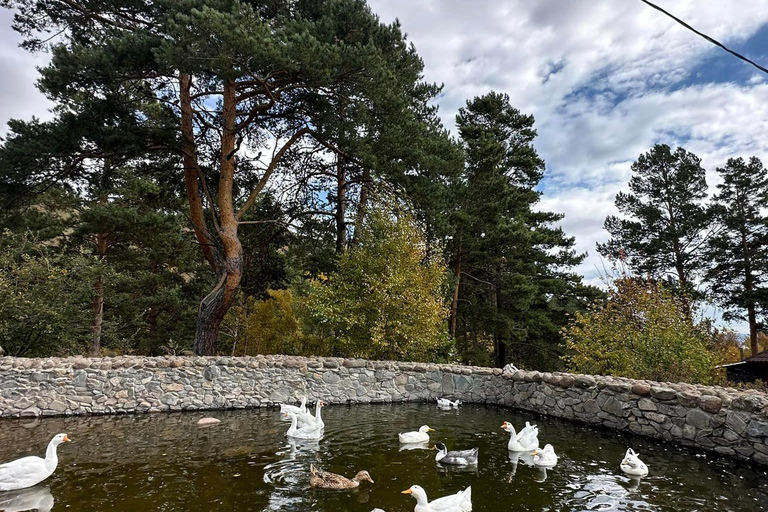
[631, 383, 651, 396]
[698, 395, 723, 414]
[638, 398, 657, 411]
[686, 409, 712, 430]
[650, 387, 677, 401]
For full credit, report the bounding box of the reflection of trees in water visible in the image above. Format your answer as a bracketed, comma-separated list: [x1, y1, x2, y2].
[0, 411, 283, 464]
[0, 485, 54, 512]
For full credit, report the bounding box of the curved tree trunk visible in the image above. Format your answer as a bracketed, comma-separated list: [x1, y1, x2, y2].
[193, 78, 243, 355]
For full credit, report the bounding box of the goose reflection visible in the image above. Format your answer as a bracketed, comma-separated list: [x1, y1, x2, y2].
[506, 450, 535, 477]
[398, 441, 430, 452]
[623, 475, 642, 492]
[0, 485, 53, 512]
[288, 438, 320, 457]
[436, 462, 478, 474]
[534, 466, 549, 483]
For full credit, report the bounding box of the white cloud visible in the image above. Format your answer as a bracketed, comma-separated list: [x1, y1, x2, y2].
[0, 10, 52, 135]
[368, 0, 768, 331]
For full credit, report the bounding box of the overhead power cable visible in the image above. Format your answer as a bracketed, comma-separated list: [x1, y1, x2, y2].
[639, 0, 768, 76]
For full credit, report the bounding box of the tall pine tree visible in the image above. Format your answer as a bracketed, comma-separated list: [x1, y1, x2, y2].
[448, 92, 594, 369]
[598, 144, 713, 296]
[707, 157, 768, 356]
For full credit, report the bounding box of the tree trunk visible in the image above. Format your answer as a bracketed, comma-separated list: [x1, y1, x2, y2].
[489, 280, 503, 368]
[742, 225, 758, 356]
[352, 166, 370, 246]
[89, 271, 104, 357]
[89, 192, 109, 357]
[449, 240, 462, 339]
[193, 78, 243, 355]
[335, 154, 347, 253]
[180, 73, 220, 271]
[748, 303, 759, 356]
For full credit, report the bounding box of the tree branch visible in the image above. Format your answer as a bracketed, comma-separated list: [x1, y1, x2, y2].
[235, 127, 309, 220]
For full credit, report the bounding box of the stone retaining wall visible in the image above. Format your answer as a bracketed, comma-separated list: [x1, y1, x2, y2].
[1, 355, 767, 466]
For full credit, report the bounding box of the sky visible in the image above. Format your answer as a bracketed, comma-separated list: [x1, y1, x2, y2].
[1, 1, 768, 330]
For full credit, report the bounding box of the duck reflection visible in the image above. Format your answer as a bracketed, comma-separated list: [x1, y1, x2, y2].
[0, 485, 53, 512]
[436, 462, 478, 474]
[398, 441, 430, 452]
[534, 466, 549, 483]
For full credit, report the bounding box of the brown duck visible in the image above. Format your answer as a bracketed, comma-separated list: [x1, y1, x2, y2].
[309, 464, 374, 489]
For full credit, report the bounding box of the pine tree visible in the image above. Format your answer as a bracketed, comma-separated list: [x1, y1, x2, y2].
[448, 92, 594, 368]
[3, 0, 454, 354]
[706, 157, 768, 356]
[598, 144, 713, 295]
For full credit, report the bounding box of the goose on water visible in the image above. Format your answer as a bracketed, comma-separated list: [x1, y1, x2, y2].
[0, 434, 71, 491]
[279, 396, 307, 418]
[434, 443, 479, 466]
[398, 426, 434, 444]
[501, 421, 538, 452]
[309, 464, 374, 489]
[294, 400, 325, 429]
[532, 444, 558, 467]
[401, 485, 472, 512]
[284, 412, 323, 440]
[620, 448, 648, 477]
[436, 398, 460, 409]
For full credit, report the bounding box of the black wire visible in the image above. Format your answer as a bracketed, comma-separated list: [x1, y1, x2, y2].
[639, 0, 768, 76]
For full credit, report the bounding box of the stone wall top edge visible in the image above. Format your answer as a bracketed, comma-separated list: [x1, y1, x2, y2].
[0, 355, 765, 404]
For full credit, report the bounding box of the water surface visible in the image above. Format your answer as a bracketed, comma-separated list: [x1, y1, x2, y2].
[0, 404, 766, 511]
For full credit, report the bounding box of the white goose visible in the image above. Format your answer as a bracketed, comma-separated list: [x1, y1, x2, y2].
[402, 485, 472, 512]
[0, 434, 71, 491]
[295, 400, 325, 429]
[279, 396, 307, 418]
[398, 425, 434, 444]
[436, 398, 460, 409]
[284, 412, 324, 440]
[501, 422, 538, 452]
[517, 421, 538, 444]
[620, 448, 648, 477]
[532, 444, 558, 467]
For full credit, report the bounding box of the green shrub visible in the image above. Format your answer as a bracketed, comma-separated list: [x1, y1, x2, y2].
[563, 277, 716, 384]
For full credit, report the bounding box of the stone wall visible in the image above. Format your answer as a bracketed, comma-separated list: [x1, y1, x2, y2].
[0, 355, 767, 466]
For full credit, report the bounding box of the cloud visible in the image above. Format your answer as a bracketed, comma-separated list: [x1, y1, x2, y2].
[0, 11, 52, 135]
[368, 0, 768, 330]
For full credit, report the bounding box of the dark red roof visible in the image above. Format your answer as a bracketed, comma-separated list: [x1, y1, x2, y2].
[744, 349, 768, 363]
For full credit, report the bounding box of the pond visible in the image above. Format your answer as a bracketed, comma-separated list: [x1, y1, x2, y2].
[0, 403, 766, 511]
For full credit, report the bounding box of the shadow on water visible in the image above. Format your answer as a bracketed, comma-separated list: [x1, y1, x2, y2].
[0, 403, 765, 511]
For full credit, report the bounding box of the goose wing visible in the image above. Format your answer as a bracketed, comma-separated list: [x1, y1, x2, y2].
[430, 487, 472, 511]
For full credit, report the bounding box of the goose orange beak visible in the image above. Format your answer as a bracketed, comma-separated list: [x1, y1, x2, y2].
[401, 489, 412, 494]
[63, 435, 71, 442]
